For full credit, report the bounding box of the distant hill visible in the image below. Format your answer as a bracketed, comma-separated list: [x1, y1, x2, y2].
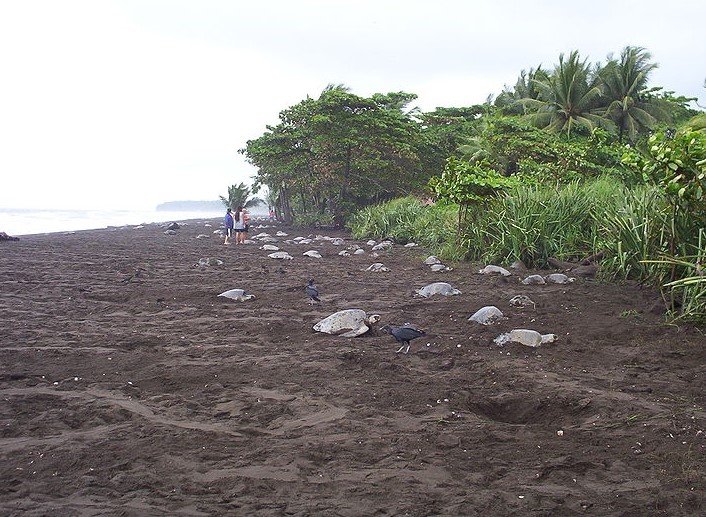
[156, 200, 223, 212]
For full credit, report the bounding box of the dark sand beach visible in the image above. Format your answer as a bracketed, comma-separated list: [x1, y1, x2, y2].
[1, 219, 704, 515]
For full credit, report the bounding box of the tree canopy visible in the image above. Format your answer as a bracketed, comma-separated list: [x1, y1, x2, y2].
[241, 85, 428, 224]
[238, 46, 702, 225]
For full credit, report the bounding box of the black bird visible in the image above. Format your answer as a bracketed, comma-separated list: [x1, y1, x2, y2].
[380, 324, 426, 354]
[306, 279, 321, 304]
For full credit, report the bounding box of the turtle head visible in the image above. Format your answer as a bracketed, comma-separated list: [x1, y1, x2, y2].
[367, 314, 381, 325]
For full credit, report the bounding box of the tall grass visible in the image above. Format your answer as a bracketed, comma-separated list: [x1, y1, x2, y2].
[647, 229, 706, 323]
[460, 178, 625, 267]
[597, 186, 672, 281]
[348, 179, 705, 321]
[347, 197, 462, 257]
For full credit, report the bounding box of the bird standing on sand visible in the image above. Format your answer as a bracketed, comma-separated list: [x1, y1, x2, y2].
[380, 324, 426, 354]
[306, 279, 321, 304]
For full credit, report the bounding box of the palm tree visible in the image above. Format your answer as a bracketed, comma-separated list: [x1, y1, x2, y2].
[220, 182, 261, 210]
[522, 51, 610, 137]
[598, 46, 666, 142]
[495, 66, 548, 114]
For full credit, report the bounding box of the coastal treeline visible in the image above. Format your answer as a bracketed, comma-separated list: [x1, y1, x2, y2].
[240, 47, 706, 320]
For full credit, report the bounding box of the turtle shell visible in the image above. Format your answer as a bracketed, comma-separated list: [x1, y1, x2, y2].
[416, 282, 461, 297]
[313, 309, 373, 337]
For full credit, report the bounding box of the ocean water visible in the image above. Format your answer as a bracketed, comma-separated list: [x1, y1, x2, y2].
[0, 208, 226, 236]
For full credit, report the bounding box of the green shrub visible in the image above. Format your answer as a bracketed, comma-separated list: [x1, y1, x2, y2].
[349, 179, 705, 322]
[596, 185, 671, 280]
[293, 211, 334, 227]
[348, 197, 460, 253]
[648, 229, 706, 323]
[459, 177, 624, 267]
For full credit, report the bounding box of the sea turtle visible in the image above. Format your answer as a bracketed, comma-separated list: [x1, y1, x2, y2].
[372, 241, 393, 251]
[198, 257, 224, 267]
[366, 240, 377, 246]
[164, 229, 177, 235]
[332, 238, 345, 246]
[479, 265, 512, 277]
[196, 234, 210, 239]
[364, 263, 390, 272]
[494, 329, 557, 347]
[303, 250, 322, 258]
[293, 236, 305, 241]
[509, 295, 536, 308]
[430, 264, 452, 272]
[298, 238, 313, 245]
[313, 309, 381, 337]
[0, 232, 20, 241]
[338, 250, 351, 257]
[545, 273, 575, 284]
[253, 232, 271, 239]
[510, 260, 527, 271]
[521, 274, 546, 285]
[353, 249, 365, 255]
[217, 288, 254, 302]
[276, 231, 288, 237]
[468, 306, 504, 325]
[260, 244, 280, 251]
[416, 282, 461, 298]
[424, 256, 441, 265]
[268, 251, 293, 260]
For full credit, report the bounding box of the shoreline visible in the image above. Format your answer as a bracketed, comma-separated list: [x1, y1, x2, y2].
[19, 216, 224, 238]
[0, 209, 233, 238]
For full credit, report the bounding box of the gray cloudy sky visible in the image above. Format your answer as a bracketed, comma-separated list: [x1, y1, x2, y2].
[1, 0, 704, 210]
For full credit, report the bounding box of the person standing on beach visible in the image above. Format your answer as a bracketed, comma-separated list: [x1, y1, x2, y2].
[233, 206, 245, 244]
[223, 207, 234, 245]
[242, 207, 251, 242]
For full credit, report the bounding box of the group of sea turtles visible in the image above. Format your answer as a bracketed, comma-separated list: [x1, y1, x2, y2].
[214, 225, 431, 353]
[216, 223, 570, 354]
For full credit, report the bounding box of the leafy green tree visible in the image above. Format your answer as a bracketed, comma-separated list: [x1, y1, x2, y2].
[454, 115, 624, 182]
[635, 128, 705, 210]
[522, 51, 609, 136]
[416, 105, 486, 174]
[429, 156, 519, 227]
[643, 89, 699, 126]
[241, 86, 426, 224]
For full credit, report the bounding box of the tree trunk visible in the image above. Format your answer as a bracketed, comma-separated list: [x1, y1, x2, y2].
[279, 188, 294, 225]
[334, 146, 353, 227]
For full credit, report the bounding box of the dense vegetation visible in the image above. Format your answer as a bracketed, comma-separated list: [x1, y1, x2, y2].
[240, 47, 705, 320]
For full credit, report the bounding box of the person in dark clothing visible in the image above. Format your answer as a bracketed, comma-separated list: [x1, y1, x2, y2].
[224, 208, 234, 245]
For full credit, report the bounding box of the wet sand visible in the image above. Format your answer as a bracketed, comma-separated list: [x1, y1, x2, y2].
[1, 219, 704, 515]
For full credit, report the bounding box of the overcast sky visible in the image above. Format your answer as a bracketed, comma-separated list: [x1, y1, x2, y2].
[1, 0, 704, 210]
